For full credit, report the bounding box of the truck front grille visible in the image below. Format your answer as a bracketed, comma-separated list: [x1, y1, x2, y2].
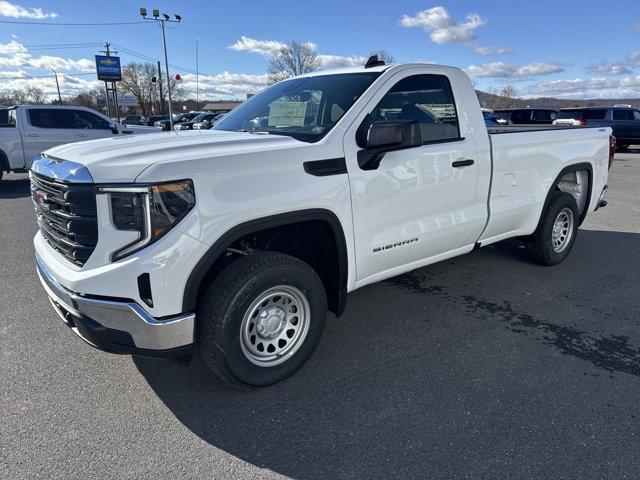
[30, 172, 98, 266]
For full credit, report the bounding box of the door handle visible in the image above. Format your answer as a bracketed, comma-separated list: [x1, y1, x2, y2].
[26, 133, 39, 138]
[77, 133, 88, 137]
[452, 158, 474, 167]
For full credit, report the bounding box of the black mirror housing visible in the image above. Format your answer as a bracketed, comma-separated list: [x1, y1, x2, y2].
[366, 120, 422, 150]
[357, 119, 423, 170]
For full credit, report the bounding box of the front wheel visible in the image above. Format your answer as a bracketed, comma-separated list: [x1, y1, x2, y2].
[526, 191, 579, 266]
[198, 251, 327, 387]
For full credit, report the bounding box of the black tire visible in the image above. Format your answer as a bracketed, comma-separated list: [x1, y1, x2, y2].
[526, 191, 579, 266]
[197, 251, 327, 387]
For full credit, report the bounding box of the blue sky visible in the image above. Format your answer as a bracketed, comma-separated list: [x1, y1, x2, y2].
[1, 0, 639, 100]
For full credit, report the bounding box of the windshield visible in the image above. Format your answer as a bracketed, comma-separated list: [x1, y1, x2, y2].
[213, 72, 382, 142]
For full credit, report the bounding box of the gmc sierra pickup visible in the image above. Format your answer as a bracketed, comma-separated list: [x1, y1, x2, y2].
[1, 105, 159, 181]
[31, 60, 614, 387]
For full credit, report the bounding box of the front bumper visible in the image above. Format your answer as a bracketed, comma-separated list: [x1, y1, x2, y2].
[36, 255, 195, 362]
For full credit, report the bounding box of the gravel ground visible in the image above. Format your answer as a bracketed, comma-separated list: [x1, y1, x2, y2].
[1, 151, 639, 479]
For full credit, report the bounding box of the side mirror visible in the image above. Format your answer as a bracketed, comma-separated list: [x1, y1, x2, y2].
[357, 119, 423, 170]
[111, 123, 120, 134]
[366, 120, 422, 150]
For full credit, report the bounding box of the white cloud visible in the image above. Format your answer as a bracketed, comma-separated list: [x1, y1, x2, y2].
[400, 6, 486, 45]
[317, 54, 367, 68]
[0, 68, 28, 78]
[229, 36, 287, 57]
[466, 61, 563, 81]
[0, 74, 99, 99]
[180, 71, 270, 99]
[586, 64, 632, 75]
[0, 0, 57, 19]
[587, 51, 640, 75]
[0, 40, 94, 71]
[399, 6, 510, 57]
[229, 36, 366, 69]
[472, 45, 512, 56]
[523, 76, 640, 99]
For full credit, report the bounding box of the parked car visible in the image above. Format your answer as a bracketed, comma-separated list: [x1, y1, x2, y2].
[122, 115, 146, 125]
[0, 105, 159, 181]
[31, 62, 612, 387]
[146, 115, 168, 127]
[491, 110, 512, 125]
[174, 112, 218, 131]
[483, 112, 501, 126]
[191, 113, 224, 130]
[154, 112, 203, 131]
[554, 106, 640, 150]
[503, 108, 558, 125]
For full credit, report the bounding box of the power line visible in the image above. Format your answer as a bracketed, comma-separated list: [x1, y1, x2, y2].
[0, 19, 150, 26]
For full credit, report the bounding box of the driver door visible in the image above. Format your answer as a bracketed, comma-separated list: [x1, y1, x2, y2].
[345, 72, 483, 285]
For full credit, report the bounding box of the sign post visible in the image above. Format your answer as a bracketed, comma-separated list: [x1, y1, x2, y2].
[95, 51, 122, 122]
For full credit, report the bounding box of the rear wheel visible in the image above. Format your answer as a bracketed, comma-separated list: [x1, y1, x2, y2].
[197, 251, 327, 387]
[526, 191, 579, 266]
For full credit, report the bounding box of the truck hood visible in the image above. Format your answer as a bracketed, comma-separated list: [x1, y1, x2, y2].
[42, 130, 301, 183]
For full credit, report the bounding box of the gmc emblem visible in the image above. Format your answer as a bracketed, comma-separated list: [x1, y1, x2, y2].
[32, 189, 48, 207]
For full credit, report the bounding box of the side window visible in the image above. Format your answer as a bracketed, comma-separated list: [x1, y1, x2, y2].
[613, 109, 634, 121]
[73, 110, 111, 129]
[371, 74, 460, 143]
[510, 110, 530, 123]
[582, 109, 607, 120]
[532, 110, 551, 121]
[28, 109, 73, 129]
[634, 110, 640, 121]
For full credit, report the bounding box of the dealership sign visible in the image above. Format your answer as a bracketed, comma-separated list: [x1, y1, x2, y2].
[95, 55, 122, 81]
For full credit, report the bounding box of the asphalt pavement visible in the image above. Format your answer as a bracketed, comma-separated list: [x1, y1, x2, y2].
[1, 151, 639, 479]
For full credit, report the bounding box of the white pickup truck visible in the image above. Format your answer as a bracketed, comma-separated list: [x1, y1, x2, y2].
[31, 61, 614, 387]
[0, 105, 159, 181]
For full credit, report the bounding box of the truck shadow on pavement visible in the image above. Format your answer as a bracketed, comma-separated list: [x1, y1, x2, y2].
[0, 176, 30, 199]
[134, 229, 640, 479]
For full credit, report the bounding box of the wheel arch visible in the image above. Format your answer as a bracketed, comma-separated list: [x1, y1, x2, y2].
[537, 162, 593, 230]
[0, 149, 9, 172]
[182, 209, 349, 317]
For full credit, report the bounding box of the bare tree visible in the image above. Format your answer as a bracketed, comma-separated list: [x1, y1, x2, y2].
[119, 62, 185, 115]
[267, 41, 321, 83]
[369, 50, 395, 63]
[25, 85, 46, 104]
[499, 85, 518, 109]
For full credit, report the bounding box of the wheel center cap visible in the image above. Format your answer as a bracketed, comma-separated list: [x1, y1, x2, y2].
[256, 307, 286, 339]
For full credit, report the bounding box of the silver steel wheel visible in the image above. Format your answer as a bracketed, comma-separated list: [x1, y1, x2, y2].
[239, 285, 310, 367]
[551, 207, 574, 253]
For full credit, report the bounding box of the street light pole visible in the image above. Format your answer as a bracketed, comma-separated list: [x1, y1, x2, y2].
[139, 8, 181, 130]
[51, 69, 62, 103]
[159, 20, 174, 129]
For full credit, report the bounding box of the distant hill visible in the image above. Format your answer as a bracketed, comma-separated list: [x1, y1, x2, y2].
[476, 90, 640, 110]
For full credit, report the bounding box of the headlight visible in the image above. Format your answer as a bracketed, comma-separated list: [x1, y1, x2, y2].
[100, 179, 195, 261]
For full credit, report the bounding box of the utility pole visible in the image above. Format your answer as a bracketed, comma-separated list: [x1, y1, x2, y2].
[196, 39, 199, 110]
[157, 60, 164, 114]
[51, 69, 62, 103]
[140, 8, 182, 130]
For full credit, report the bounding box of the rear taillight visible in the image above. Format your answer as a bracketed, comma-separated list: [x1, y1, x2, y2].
[609, 135, 616, 170]
[579, 119, 586, 126]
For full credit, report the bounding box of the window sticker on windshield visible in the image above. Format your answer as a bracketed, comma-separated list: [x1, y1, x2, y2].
[268, 102, 308, 127]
